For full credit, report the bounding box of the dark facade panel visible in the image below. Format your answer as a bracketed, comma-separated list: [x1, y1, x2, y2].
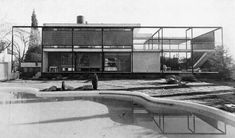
[43, 30, 72, 46]
[191, 32, 215, 50]
[103, 30, 133, 46]
[73, 30, 102, 46]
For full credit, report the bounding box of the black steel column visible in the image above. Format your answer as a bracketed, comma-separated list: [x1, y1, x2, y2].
[41, 27, 44, 73]
[221, 27, 224, 49]
[169, 40, 171, 60]
[11, 27, 14, 72]
[161, 28, 164, 74]
[221, 27, 225, 67]
[102, 28, 104, 72]
[191, 28, 194, 74]
[158, 31, 160, 49]
[151, 37, 153, 49]
[185, 29, 188, 70]
[72, 28, 74, 72]
[131, 28, 134, 73]
[148, 40, 150, 49]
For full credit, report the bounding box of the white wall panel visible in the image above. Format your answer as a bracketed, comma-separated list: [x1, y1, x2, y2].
[133, 52, 160, 72]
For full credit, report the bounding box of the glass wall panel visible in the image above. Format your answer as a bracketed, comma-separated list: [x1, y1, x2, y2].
[43, 28, 72, 46]
[162, 52, 191, 72]
[73, 29, 102, 46]
[48, 52, 61, 72]
[191, 32, 215, 50]
[75, 53, 102, 72]
[104, 53, 131, 72]
[103, 29, 133, 47]
[47, 52, 73, 72]
[61, 53, 73, 72]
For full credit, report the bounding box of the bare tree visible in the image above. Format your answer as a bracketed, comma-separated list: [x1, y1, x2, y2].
[1, 28, 30, 70]
[13, 29, 30, 70]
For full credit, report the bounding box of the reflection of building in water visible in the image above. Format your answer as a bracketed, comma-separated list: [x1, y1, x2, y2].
[87, 97, 227, 135]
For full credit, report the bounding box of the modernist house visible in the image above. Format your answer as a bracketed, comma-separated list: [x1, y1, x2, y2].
[42, 22, 137, 73]
[12, 16, 223, 77]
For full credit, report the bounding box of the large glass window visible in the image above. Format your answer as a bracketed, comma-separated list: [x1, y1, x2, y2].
[73, 29, 102, 46]
[103, 29, 133, 47]
[75, 53, 102, 72]
[43, 28, 72, 46]
[104, 53, 131, 72]
[48, 52, 61, 72]
[48, 52, 73, 72]
[162, 52, 191, 72]
[61, 53, 73, 72]
[191, 32, 215, 50]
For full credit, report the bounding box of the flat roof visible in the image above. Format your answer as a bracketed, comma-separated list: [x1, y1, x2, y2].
[43, 23, 141, 28]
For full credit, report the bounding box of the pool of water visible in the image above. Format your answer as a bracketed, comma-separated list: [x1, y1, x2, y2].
[0, 91, 235, 138]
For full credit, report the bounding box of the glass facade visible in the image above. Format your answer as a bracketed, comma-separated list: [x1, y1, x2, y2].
[162, 52, 191, 71]
[104, 53, 131, 72]
[46, 52, 131, 72]
[75, 53, 102, 72]
[103, 29, 133, 46]
[40, 26, 220, 73]
[73, 29, 102, 46]
[43, 27, 133, 73]
[47, 52, 73, 72]
[42, 28, 73, 46]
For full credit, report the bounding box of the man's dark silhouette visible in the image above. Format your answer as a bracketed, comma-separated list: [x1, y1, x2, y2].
[61, 81, 65, 91]
[91, 73, 98, 90]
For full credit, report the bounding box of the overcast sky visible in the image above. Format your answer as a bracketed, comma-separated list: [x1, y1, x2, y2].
[0, 0, 235, 58]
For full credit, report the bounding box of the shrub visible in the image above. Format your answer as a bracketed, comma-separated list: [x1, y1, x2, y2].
[180, 74, 198, 82]
[165, 75, 180, 84]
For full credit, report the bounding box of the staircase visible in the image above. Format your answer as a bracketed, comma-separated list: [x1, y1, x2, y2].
[193, 52, 213, 69]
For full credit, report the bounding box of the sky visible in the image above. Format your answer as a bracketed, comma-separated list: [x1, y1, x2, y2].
[0, 0, 235, 58]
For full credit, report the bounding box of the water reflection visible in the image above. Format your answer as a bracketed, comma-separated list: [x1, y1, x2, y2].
[0, 92, 234, 137]
[153, 113, 226, 134]
[93, 97, 228, 135]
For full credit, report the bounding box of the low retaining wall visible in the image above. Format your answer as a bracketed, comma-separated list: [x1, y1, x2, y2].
[35, 90, 235, 127]
[1, 87, 234, 127]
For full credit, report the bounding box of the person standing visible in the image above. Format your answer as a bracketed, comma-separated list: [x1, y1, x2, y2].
[91, 73, 98, 90]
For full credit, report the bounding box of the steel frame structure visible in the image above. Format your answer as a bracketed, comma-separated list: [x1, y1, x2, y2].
[152, 113, 227, 135]
[11, 26, 223, 74]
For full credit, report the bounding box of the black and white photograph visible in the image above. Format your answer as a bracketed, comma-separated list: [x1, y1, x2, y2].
[0, 0, 235, 137]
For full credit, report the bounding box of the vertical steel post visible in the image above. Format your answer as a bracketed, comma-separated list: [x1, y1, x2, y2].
[158, 31, 160, 49]
[41, 27, 44, 73]
[131, 28, 134, 73]
[186, 29, 188, 70]
[162, 115, 165, 133]
[221, 27, 224, 49]
[152, 36, 153, 49]
[191, 28, 194, 74]
[193, 115, 196, 133]
[102, 28, 104, 72]
[11, 27, 14, 72]
[221, 27, 225, 67]
[72, 28, 74, 72]
[148, 40, 150, 49]
[169, 40, 171, 62]
[161, 28, 164, 74]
